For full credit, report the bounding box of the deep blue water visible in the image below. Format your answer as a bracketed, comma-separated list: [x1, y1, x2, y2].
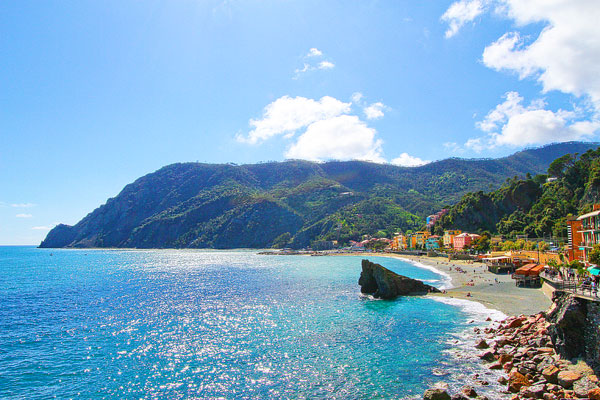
[0, 247, 500, 399]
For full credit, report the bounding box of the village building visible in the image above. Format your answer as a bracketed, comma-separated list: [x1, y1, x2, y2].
[577, 204, 600, 264]
[443, 230, 462, 249]
[425, 235, 441, 250]
[453, 232, 480, 250]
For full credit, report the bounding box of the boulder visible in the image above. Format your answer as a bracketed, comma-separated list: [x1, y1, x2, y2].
[509, 371, 531, 393]
[488, 362, 503, 370]
[359, 259, 440, 299]
[573, 376, 598, 398]
[542, 365, 560, 384]
[588, 388, 600, 400]
[499, 354, 513, 365]
[423, 388, 451, 400]
[557, 371, 581, 389]
[475, 339, 489, 349]
[479, 351, 496, 362]
[461, 386, 477, 398]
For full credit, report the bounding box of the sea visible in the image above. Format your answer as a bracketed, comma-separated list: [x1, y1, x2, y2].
[0, 246, 507, 399]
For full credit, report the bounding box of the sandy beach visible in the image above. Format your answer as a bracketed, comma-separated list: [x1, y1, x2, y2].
[367, 253, 553, 317]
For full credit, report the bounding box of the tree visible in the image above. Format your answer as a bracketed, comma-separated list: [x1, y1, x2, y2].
[589, 244, 600, 265]
[547, 154, 575, 178]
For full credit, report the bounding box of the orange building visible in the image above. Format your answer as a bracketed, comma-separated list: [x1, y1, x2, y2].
[567, 216, 584, 262]
[577, 204, 600, 264]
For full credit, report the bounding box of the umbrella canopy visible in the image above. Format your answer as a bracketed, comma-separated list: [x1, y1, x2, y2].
[588, 266, 600, 276]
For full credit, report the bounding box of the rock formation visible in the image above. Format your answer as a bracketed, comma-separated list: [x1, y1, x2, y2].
[358, 259, 440, 299]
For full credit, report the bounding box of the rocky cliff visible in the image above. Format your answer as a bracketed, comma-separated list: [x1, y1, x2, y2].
[547, 291, 600, 371]
[358, 259, 440, 299]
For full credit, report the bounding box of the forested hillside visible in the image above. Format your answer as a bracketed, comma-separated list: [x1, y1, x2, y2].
[40, 142, 598, 249]
[433, 146, 600, 239]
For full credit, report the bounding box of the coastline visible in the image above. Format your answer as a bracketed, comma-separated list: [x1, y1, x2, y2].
[354, 252, 552, 317]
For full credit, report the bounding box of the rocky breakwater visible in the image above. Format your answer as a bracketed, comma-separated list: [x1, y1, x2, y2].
[423, 311, 600, 400]
[473, 312, 598, 400]
[358, 259, 440, 299]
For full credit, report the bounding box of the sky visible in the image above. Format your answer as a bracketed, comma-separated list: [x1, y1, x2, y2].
[1, 0, 599, 245]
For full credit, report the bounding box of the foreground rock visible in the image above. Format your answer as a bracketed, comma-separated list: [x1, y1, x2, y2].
[358, 259, 440, 299]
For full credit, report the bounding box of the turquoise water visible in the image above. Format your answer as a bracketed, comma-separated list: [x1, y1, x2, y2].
[0, 247, 500, 399]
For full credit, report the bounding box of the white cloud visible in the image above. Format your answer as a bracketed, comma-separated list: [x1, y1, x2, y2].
[464, 138, 485, 152]
[285, 115, 384, 162]
[307, 48, 323, 57]
[443, 142, 462, 153]
[16, 213, 33, 218]
[364, 102, 386, 120]
[238, 96, 351, 144]
[11, 203, 36, 208]
[294, 48, 335, 78]
[31, 226, 52, 231]
[442, 0, 600, 112]
[473, 91, 599, 148]
[351, 92, 363, 103]
[441, 0, 486, 38]
[391, 153, 430, 167]
[318, 61, 335, 70]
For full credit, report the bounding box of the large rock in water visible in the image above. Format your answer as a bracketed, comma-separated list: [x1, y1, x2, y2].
[358, 259, 440, 299]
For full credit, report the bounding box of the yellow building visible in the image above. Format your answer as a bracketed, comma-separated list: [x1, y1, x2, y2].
[415, 231, 431, 248]
[443, 230, 462, 249]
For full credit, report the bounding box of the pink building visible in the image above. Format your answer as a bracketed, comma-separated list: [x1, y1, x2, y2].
[453, 233, 480, 250]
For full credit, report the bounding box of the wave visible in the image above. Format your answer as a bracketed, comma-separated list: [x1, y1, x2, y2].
[430, 296, 507, 322]
[398, 257, 454, 290]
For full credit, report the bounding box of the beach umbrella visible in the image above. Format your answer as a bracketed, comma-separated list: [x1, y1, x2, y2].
[588, 266, 600, 276]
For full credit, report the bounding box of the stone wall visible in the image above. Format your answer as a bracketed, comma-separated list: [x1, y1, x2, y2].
[584, 301, 600, 371]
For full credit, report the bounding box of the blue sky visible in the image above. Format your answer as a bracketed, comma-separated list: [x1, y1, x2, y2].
[2, 0, 599, 244]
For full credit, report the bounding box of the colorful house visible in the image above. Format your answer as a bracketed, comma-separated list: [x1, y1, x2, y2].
[425, 235, 441, 250]
[443, 230, 462, 249]
[577, 204, 600, 264]
[415, 231, 431, 248]
[453, 233, 480, 250]
[567, 216, 585, 262]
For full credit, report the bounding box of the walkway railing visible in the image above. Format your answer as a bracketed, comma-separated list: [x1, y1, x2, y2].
[540, 272, 600, 300]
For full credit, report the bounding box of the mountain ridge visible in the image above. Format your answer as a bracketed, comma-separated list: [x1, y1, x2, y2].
[40, 141, 599, 249]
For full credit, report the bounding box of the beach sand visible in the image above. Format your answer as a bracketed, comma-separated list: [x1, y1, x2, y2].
[366, 253, 553, 317]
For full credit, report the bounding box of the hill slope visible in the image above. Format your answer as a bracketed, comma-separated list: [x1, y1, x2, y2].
[433, 145, 600, 239]
[40, 141, 599, 249]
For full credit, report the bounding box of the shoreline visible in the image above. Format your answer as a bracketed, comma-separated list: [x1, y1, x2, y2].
[351, 251, 553, 317]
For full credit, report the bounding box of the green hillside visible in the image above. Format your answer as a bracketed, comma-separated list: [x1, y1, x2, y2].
[40, 142, 599, 249]
[433, 146, 600, 239]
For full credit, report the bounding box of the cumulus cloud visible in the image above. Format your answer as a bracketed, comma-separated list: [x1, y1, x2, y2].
[441, 0, 486, 38]
[471, 91, 599, 149]
[391, 153, 430, 167]
[16, 213, 33, 218]
[443, 0, 600, 111]
[364, 102, 386, 120]
[285, 115, 384, 162]
[240, 94, 388, 162]
[237, 96, 351, 144]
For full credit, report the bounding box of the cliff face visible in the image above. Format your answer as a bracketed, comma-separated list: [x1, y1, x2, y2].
[547, 291, 600, 371]
[358, 259, 440, 299]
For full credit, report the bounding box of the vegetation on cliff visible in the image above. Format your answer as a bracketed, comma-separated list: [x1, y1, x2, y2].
[434, 145, 600, 239]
